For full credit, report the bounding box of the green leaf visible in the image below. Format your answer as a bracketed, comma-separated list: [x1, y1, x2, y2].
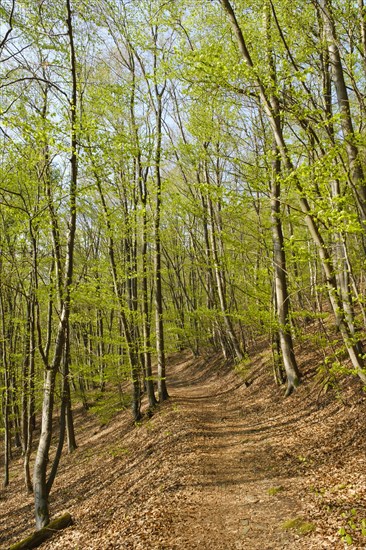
[345, 534, 353, 545]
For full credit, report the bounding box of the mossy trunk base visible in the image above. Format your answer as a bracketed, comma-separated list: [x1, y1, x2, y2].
[9, 512, 73, 549]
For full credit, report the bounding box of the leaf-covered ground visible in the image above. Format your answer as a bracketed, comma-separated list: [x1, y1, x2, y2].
[2, 340, 366, 549]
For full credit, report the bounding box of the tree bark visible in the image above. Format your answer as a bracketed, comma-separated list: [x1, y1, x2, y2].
[0, 285, 10, 487]
[264, 3, 301, 395]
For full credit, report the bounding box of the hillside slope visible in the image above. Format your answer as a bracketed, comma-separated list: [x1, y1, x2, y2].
[2, 345, 366, 549]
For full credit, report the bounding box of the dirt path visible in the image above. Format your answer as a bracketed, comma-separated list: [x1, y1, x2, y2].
[163, 355, 306, 550]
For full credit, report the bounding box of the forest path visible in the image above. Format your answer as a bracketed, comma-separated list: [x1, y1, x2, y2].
[163, 354, 306, 549]
[6, 349, 350, 549]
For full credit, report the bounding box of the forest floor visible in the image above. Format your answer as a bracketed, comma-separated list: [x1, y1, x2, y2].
[2, 338, 366, 549]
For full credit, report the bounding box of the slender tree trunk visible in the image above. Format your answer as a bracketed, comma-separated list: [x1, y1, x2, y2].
[198, 176, 219, 349]
[270, 147, 301, 395]
[96, 309, 106, 392]
[154, 94, 169, 401]
[11, 374, 21, 449]
[92, 169, 142, 421]
[141, 215, 157, 409]
[320, 0, 366, 223]
[263, 1, 300, 394]
[204, 154, 243, 362]
[24, 294, 35, 493]
[127, 47, 157, 410]
[64, 322, 77, 453]
[358, 0, 366, 74]
[1, 287, 10, 488]
[78, 330, 89, 411]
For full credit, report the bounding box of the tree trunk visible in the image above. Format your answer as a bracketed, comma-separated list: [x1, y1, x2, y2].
[270, 149, 301, 395]
[264, 2, 300, 394]
[24, 294, 35, 493]
[33, 0, 78, 529]
[128, 46, 157, 410]
[93, 170, 142, 421]
[0, 284, 10, 487]
[34, 368, 56, 529]
[154, 94, 169, 402]
[63, 321, 77, 453]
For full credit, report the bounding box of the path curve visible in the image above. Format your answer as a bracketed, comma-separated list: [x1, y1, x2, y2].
[163, 354, 307, 549]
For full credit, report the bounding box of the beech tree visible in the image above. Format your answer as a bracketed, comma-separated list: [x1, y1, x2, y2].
[31, 0, 79, 529]
[3, 0, 366, 534]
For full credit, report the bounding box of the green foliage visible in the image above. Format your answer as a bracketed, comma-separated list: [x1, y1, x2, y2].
[338, 509, 366, 546]
[267, 486, 284, 496]
[234, 355, 252, 378]
[281, 517, 315, 535]
[2, 0, 366, 506]
[108, 445, 129, 459]
[89, 390, 131, 427]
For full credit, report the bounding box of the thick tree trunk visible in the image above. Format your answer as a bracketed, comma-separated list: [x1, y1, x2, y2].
[321, 41, 366, 351]
[34, 368, 56, 529]
[272, 289, 286, 386]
